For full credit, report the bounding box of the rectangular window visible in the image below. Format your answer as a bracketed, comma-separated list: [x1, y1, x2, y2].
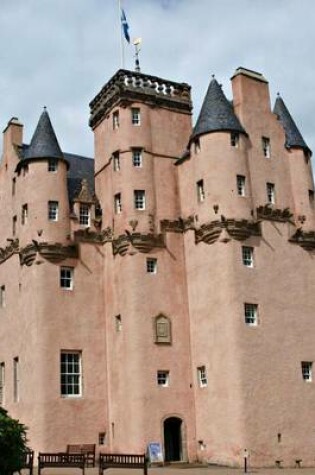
[0, 363, 5, 406]
[48, 201, 59, 221]
[114, 193, 122, 214]
[132, 149, 143, 167]
[194, 138, 200, 154]
[60, 352, 82, 397]
[0, 285, 6, 308]
[12, 178, 16, 196]
[12, 215, 17, 236]
[157, 370, 169, 387]
[134, 190, 145, 210]
[197, 366, 207, 387]
[13, 357, 19, 402]
[131, 108, 141, 126]
[113, 111, 119, 129]
[79, 204, 90, 226]
[237, 175, 246, 196]
[231, 132, 239, 147]
[266, 182, 275, 204]
[196, 179, 205, 203]
[99, 432, 106, 445]
[21, 204, 28, 225]
[115, 315, 122, 332]
[242, 246, 254, 267]
[146, 258, 157, 274]
[262, 137, 271, 158]
[113, 152, 120, 171]
[301, 361, 312, 382]
[60, 267, 73, 290]
[244, 303, 258, 326]
[48, 159, 58, 172]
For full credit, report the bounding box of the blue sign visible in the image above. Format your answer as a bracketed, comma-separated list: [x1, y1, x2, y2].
[148, 442, 164, 463]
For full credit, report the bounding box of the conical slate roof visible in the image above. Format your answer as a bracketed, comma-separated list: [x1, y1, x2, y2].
[24, 108, 63, 160]
[191, 77, 246, 140]
[273, 95, 311, 154]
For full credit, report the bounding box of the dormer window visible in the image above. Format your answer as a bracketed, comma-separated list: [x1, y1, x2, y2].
[79, 204, 90, 226]
[262, 137, 271, 158]
[231, 132, 239, 147]
[48, 159, 58, 172]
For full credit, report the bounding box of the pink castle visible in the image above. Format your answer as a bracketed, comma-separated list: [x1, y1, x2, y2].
[0, 66, 315, 467]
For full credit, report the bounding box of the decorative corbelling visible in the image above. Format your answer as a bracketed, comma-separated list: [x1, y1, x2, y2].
[160, 215, 195, 233]
[256, 205, 293, 223]
[74, 227, 113, 243]
[112, 232, 165, 256]
[195, 219, 261, 244]
[289, 229, 315, 250]
[19, 242, 78, 267]
[0, 239, 19, 264]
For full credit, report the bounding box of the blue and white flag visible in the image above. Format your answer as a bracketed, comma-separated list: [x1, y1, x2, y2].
[121, 8, 130, 43]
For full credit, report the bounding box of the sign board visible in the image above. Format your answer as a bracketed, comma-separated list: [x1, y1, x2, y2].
[147, 442, 164, 463]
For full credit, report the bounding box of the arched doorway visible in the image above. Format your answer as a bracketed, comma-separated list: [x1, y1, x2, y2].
[164, 417, 182, 462]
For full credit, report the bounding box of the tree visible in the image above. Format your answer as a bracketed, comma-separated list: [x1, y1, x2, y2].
[0, 407, 28, 475]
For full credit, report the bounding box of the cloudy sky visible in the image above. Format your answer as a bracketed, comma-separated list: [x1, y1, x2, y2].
[0, 0, 315, 160]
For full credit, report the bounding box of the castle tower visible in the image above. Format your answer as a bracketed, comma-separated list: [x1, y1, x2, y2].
[89, 70, 196, 460]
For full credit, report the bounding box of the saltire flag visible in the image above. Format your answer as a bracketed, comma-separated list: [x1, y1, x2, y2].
[121, 8, 130, 43]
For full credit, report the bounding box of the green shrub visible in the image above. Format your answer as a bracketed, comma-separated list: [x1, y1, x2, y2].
[0, 407, 28, 475]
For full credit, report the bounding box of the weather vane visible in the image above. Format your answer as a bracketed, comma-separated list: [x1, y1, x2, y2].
[133, 37, 142, 72]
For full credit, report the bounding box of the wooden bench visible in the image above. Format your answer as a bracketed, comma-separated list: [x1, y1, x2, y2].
[67, 443, 96, 467]
[99, 453, 148, 475]
[38, 452, 85, 475]
[20, 449, 34, 475]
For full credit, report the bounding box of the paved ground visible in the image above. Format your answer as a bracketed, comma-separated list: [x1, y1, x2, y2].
[21, 466, 315, 475]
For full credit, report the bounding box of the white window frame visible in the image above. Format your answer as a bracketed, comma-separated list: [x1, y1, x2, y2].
[196, 179, 205, 203]
[157, 370, 169, 387]
[113, 111, 119, 129]
[301, 361, 312, 382]
[131, 108, 141, 126]
[262, 137, 271, 158]
[0, 285, 6, 308]
[242, 246, 254, 267]
[237, 175, 246, 196]
[113, 152, 120, 171]
[0, 362, 5, 406]
[13, 357, 19, 403]
[244, 303, 258, 326]
[60, 351, 82, 397]
[48, 201, 59, 221]
[132, 149, 143, 168]
[134, 190, 146, 210]
[79, 203, 90, 226]
[146, 258, 157, 274]
[60, 267, 73, 290]
[48, 159, 58, 172]
[114, 193, 122, 214]
[266, 182, 275, 204]
[197, 366, 207, 387]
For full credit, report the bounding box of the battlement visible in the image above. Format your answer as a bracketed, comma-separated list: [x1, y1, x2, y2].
[89, 69, 192, 129]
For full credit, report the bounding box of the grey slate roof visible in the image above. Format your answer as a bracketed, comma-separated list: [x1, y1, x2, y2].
[65, 152, 95, 202]
[24, 109, 64, 160]
[273, 95, 311, 154]
[191, 77, 246, 140]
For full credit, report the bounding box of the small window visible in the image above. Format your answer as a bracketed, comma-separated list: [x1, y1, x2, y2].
[115, 315, 122, 332]
[79, 204, 90, 226]
[23, 164, 29, 176]
[231, 132, 239, 147]
[244, 303, 258, 326]
[301, 361, 312, 382]
[237, 175, 246, 196]
[197, 366, 207, 387]
[60, 267, 73, 290]
[134, 190, 146, 210]
[114, 193, 122, 214]
[113, 151, 120, 171]
[13, 357, 19, 402]
[0, 285, 6, 308]
[242, 246, 254, 267]
[266, 182, 275, 204]
[60, 352, 82, 397]
[0, 362, 5, 406]
[113, 111, 119, 129]
[154, 314, 171, 344]
[132, 149, 143, 167]
[12, 216, 17, 236]
[196, 180, 205, 203]
[131, 108, 141, 126]
[21, 204, 28, 225]
[262, 137, 271, 158]
[12, 178, 16, 196]
[194, 138, 200, 154]
[48, 201, 59, 221]
[99, 432, 106, 445]
[157, 370, 169, 387]
[309, 190, 314, 206]
[146, 258, 157, 274]
[48, 159, 58, 172]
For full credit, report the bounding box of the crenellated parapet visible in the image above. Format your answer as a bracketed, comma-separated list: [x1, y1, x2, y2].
[89, 69, 192, 129]
[256, 205, 294, 223]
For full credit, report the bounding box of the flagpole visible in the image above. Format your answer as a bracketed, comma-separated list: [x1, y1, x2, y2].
[118, 0, 125, 69]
